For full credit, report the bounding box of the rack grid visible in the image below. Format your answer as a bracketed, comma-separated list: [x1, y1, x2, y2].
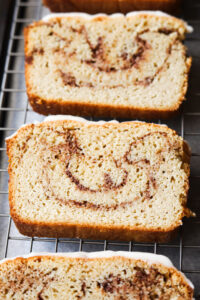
[0, 0, 200, 296]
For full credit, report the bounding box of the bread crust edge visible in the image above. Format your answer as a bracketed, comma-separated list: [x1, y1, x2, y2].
[10, 214, 179, 242]
[42, 0, 182, 15]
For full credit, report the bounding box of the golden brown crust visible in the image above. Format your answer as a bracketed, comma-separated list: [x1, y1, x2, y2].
[6, 120, 194, 242]
[24, 20, 192, 120]
[42, 0, 182, 14]
[28, 94, 180, 120]
[11, 213, 178, 242]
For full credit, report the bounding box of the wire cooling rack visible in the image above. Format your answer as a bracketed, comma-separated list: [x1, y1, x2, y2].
[0, 0, 200, 296]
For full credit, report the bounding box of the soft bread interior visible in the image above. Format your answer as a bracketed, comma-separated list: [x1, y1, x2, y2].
[0, 254, 193, 299]
[7, 121, 192, 231]
[25, 15, 191, 112]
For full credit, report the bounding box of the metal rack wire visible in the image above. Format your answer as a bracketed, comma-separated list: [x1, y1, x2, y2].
[0, 0, 199, 297]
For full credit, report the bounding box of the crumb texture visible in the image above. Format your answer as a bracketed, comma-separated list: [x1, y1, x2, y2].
[6, 120, 193, 240]
[0, 255, 193, 299]
[25, 14, 191, 117]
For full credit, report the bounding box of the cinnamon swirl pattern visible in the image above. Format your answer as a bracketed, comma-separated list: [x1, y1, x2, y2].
[0, 253, 194, 299]
[25, 24, 176, 88]
[24, 14, 191, 118]
[6, 120, 193, 240]
[40, 130, 174, 210]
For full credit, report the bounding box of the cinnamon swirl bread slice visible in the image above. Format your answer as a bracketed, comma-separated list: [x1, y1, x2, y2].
[6, 117, 194, 241]
[24, 12, 192, 119]
[0, 252, 194, 299]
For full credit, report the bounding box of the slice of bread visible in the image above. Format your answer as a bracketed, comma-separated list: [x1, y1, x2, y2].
[24, 12, 192, 119]
[6, 117, 194, 242]
[0, 251, 194, 299]
[42, 0, 182, 14]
